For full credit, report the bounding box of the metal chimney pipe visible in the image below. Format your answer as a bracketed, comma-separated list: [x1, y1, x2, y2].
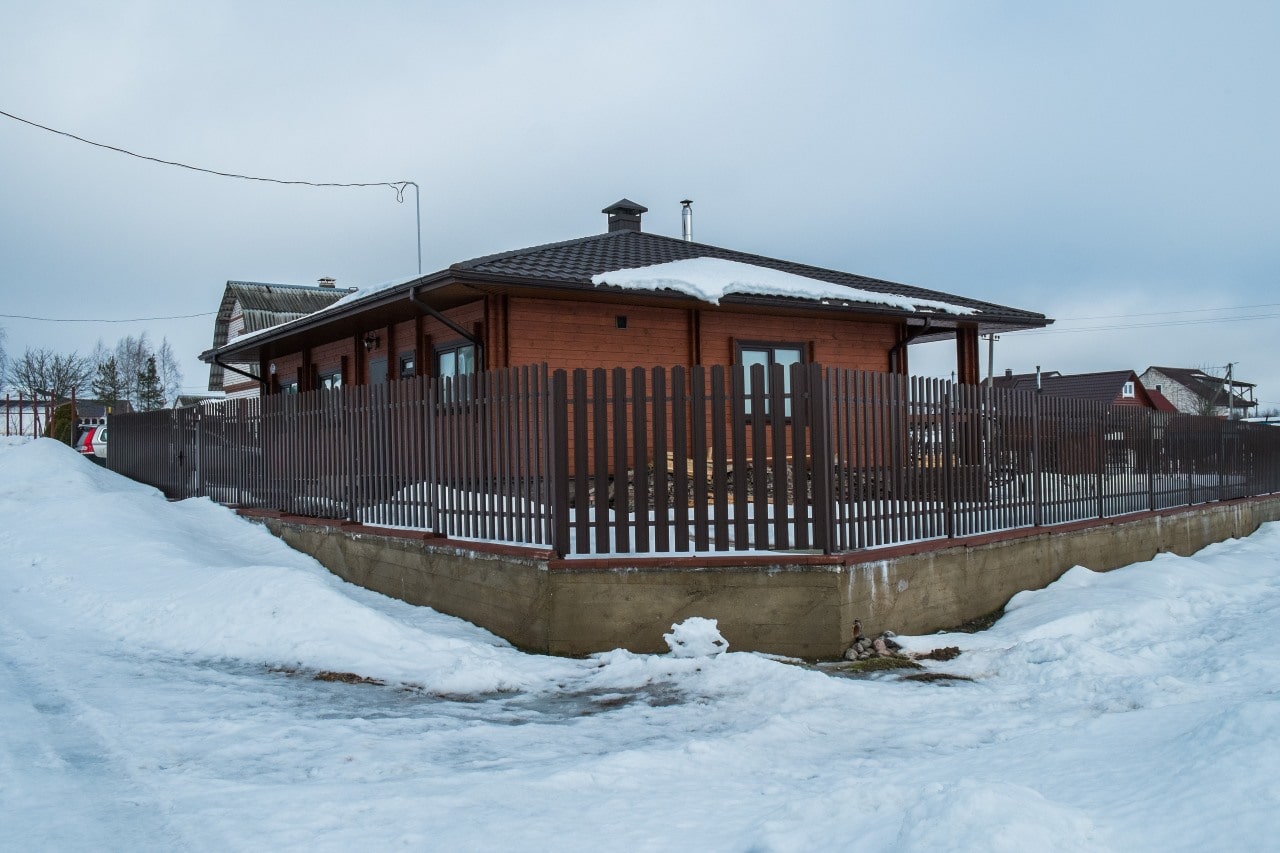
[680, 199, 693, 241]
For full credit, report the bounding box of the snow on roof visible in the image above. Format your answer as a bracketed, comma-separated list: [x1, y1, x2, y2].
[591, 257, 975, 314]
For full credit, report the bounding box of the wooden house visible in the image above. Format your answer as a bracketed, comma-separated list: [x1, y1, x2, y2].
[202, 200, 1050, 396]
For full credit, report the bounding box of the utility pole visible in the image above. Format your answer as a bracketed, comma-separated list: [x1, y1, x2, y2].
[1225, 362, 1237, 420]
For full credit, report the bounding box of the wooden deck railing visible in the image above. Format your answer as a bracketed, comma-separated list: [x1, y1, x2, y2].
[108, 364, 1280, 558]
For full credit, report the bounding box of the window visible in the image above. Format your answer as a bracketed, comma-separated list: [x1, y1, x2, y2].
[280, 379, 299, 394]
[399, 353, 416, 378]
[318, 370, 342, 391]
[1122, 381, 1135, 398]
[435, 343, 476, 381]
[737, 341, 805, 416]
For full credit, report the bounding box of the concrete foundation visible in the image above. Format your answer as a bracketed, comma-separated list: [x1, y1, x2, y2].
[246, 496, 1280, 659]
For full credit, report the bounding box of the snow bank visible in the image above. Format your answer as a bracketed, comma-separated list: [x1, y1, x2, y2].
[0, 439, 578, 694]
[4, 436, 1280, 851]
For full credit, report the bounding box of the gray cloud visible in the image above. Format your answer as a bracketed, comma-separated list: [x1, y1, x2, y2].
[2, 1, 1276, 405]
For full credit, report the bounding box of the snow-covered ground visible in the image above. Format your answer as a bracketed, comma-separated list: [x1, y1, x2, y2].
[2, 436, 1278, 852]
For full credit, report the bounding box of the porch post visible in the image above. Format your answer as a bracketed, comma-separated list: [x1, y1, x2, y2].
[955, 325, 981, 386]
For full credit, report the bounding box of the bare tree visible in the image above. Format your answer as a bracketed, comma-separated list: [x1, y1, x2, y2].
[155, 338, 183, 406]
[0, 326, 8, 389]
[8, 347, 94, 399]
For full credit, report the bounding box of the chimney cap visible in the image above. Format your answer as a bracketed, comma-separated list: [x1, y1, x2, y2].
[602, 198, 648, 215]
[602, 198, 647, 233]
[318, 277, 337, 288]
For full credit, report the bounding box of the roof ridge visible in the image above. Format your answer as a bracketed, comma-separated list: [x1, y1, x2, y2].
[226, 280, 357, 292]
[452, 231, 626, 270]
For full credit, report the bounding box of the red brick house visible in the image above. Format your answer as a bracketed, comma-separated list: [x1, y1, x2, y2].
[201, 200, 1050, 394]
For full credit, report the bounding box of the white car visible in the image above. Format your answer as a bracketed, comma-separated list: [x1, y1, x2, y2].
[74, 420, 108, 464]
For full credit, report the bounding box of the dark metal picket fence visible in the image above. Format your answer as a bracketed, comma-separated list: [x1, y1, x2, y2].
[108, 363, 1280, 558]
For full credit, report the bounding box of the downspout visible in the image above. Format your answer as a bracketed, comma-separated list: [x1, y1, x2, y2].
[889, 317, 932, 374]
[214, 355, 268, 391]
[409, 284, 483, 367]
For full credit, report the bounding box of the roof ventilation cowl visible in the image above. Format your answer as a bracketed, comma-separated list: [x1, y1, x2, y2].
[318, 277, 337, 288]
[603, 198, 647, 233]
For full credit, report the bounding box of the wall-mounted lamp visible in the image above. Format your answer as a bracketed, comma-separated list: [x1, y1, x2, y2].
[363, 332, 381, 352]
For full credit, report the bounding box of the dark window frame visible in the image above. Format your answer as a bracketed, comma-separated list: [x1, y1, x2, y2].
[317, 369, 342, 391]
[734, 339, 808, 418]
[434, 340, 477, 381]
[398, 352, 417, 379]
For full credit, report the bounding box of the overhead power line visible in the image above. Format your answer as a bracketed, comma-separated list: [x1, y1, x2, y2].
[0, 107, 422, 273]
[1055, 302, 1280, 322]
[1, 311, 215, 323]
[1009, 311, 1280, 336]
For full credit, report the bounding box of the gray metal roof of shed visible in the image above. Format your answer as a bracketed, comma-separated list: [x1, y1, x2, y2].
[207, 281, 354, 390]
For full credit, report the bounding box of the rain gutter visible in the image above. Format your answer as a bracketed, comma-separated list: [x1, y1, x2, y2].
[213, 356, 267, 390]
[889, 317, 932, 374]
[409, 283, 483, 364]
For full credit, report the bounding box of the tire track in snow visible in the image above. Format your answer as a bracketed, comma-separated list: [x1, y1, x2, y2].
[0, 623, 190, 851]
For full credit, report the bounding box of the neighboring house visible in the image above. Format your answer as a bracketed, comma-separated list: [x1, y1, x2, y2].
[201, 199, 1051, 394]
[2, 396, 130, 437]
[993, 369, 1166, 410]
[174, 394, 223, 409]
[1139, 366, 1258, 419]
[73, 399, 133, 419]
[1145, 387, 1179, 414]
[207, 280, 356, 398]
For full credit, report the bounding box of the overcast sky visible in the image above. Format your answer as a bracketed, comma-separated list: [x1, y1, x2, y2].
[2, 1, 1277, 407]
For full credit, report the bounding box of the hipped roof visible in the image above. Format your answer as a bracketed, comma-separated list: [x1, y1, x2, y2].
[204, 228, 1051, 366]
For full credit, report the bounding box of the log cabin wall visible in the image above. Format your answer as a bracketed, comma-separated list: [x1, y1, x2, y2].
[505, 297, 691, 371]
[417, 301, 485, 373]
[309, 338, 357, 386]
[501, 296, 908, 478]
[696, 310, 898, 372]
[268, 353, 304, 392]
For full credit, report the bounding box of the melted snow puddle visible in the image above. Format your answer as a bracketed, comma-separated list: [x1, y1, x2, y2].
[218, 661, 694, 723]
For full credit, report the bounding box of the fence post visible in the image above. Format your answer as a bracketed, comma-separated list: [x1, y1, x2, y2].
[1031, 391, 1043, 527]
[1218, 419, 1226, 501]
[942, 389, 955, 538]
[550, 369, 570, 558]
[809, 364, 835, 554]
[346, 387, 358, 523]
[195, 406, 204, 499]
[1096, 409, 1106, 519]
[1147, 413, 1157, 512]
